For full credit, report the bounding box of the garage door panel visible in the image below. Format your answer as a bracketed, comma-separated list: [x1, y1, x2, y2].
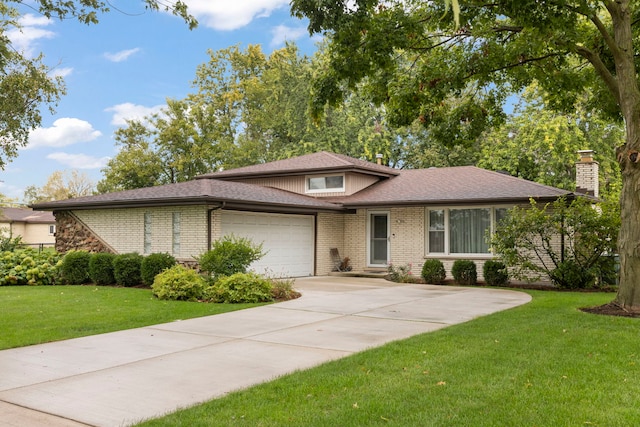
[220, 211, 314, 277]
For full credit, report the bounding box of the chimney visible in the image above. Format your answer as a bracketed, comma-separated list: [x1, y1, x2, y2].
[376, 153, 383, 165]
[576, 150, 599, 198]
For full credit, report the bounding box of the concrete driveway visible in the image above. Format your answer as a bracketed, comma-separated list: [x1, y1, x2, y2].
[0, 277, 531, 427]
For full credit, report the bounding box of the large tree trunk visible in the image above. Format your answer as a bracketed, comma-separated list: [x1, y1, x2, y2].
[610, 0, 640, 312]
[617, 163, 640, 312]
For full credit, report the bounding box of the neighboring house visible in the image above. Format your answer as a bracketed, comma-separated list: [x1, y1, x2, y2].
[0, 207, 56, 248]
[31, 151, 598, 280]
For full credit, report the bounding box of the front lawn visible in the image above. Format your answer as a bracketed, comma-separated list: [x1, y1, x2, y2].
[0, 285, 262, 350]
[137, 290, 640, 426]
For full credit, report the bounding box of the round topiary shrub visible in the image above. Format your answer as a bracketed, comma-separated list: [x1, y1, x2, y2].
[89, 252, 116, 286]
[113, 253, 143, 287]
[421, 259, 446, 285]
[198, 235, 265, 279]
[452, 259, 477, 286]
[141, 253, 177, 286]
[206, 272, 274, 303]
[152, 265, 207, 301]
[482, 260, 509, 287]
[60, 250, 91, 285]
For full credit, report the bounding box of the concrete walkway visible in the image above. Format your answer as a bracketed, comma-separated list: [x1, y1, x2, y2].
[0, 277, 531, 427]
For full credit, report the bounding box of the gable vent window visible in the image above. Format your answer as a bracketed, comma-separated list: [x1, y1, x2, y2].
[306, 175, 345, 193]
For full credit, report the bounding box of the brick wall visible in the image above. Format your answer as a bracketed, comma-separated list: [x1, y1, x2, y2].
[316, 212, 345, 274]
[70, 206, 209, 260]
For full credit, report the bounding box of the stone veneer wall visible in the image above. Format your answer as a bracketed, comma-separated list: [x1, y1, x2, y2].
[54, 211, 114, 253]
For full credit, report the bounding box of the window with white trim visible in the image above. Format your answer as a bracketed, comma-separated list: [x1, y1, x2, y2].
[143, 212, 152, 254]
[426, 207, 510, 255]
[49, 225, 56, 235]
[305, 174, 345, 193]
[172, 212, 181, 256]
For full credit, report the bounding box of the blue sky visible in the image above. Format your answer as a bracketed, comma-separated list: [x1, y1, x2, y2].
[6, 0, 320, 203]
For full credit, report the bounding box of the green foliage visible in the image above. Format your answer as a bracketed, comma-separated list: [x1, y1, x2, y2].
[113, 253, 143, 287]
[482, 260, 509, 287]
[59, 250, 91, 285]
[0, 249, 61, 286]
[421, 259, 446, 285]
[387, 262, 414, 283]
[206, 272, 274, 303]
[88, 252, 115, 286]
[550, 260, 595, 290]
[0, 231, 24, 252]
[151, 265, 207, 301]
[141, 253, 177, 286]
[198, 235, 265, 279]
[452, 260, 477, 286]
[491, 197, 620, 289]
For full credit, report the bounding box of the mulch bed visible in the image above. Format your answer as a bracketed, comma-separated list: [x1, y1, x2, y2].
[580, 301, 640, 318]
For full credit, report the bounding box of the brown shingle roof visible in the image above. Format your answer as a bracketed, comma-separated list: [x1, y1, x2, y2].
[31, 179, 344, 212]
[0, 207, 55, 223]
[197, 151, 399, 180]
[335, 167, 574, 207]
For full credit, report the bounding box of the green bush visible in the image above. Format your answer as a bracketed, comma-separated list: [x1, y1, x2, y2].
[206, 272, 273, 303]
[198, 235, 265, 279]
[421, 259, 446, 285]
[88, 252, 116, 286]
[0, 233, 24, 252]
[550, 260, 596, 290]
[60, 250, 92, 285]
[452, 260, 477, 286]
[0, 249, 61, 286]
[113, 253, 143, 287]
[152, 265, 207, 301]
[483, 260, 509, 286]
[141, 253, 177, 286]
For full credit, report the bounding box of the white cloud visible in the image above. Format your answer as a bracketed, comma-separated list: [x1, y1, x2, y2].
[46, 153, 110, 169]
[183, 0, 290, 30]
[270, 25, 308, 47]
[104, 48, 141, 63]
[105, 103, 165, 126]
[49, 67, 73, 78]
[26, 118, 102, 149]
[6, 14, 56, 57]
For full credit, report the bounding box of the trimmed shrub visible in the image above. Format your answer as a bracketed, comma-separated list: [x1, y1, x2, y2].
[550, 260, 596, 290]
[483, 260, 509, 287]
[198, 235, 265, 279]
[113, 253, 143, 287]
[421, 259, 446, 285]
[452, 260, 477, 286]
[89, 252, 116, 286]
[206, 272, 273, 303]
[60, 250, 91, 285]
[152, 265, 207, 301]
[141, 253, 177, 286]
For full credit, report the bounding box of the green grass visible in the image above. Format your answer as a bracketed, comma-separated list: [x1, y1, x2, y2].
[0, 285, 261, 350]
[137, 291, 640, 427]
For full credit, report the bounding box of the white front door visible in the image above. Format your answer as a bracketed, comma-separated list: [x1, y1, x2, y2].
[368, 211, 390, 267]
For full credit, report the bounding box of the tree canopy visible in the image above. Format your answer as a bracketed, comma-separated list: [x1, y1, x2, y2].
[290, 0, 640, 311]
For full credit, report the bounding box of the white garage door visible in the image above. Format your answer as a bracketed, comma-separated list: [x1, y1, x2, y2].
[220, 211, 314, 277]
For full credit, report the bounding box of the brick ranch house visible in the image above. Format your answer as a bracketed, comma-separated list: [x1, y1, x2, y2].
[31, 150, 599, 280]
